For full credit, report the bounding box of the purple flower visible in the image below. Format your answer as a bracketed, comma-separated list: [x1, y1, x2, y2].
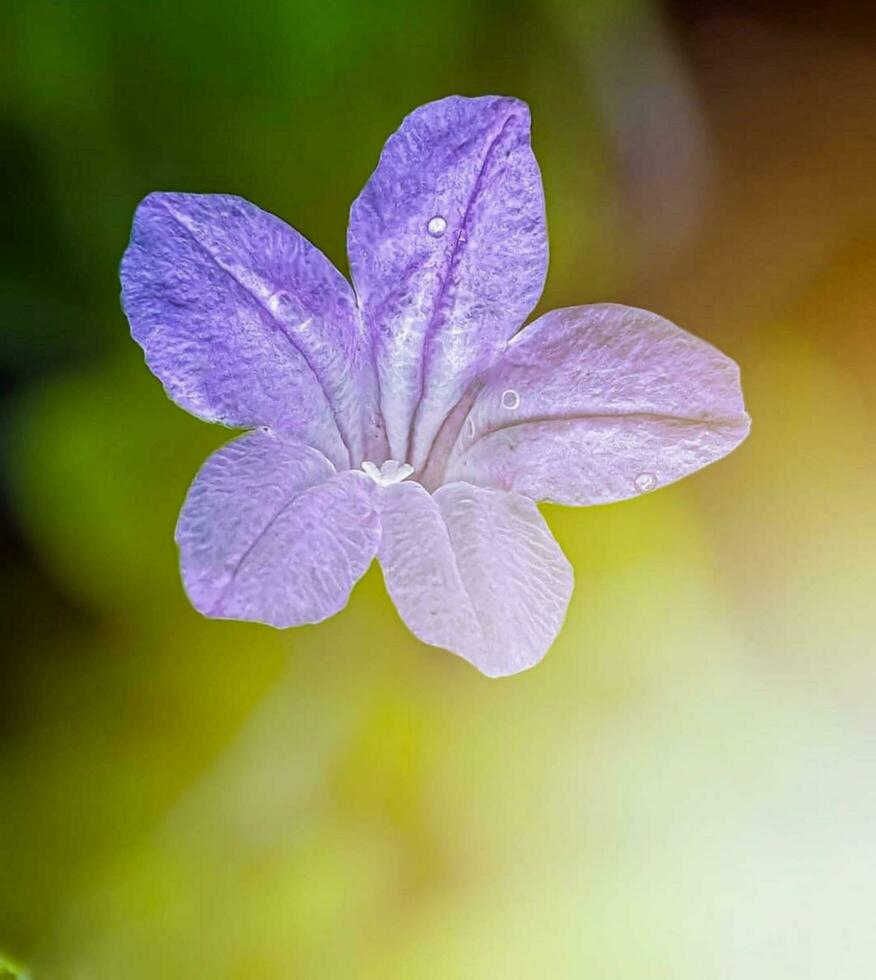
[120, 95, 749, 677]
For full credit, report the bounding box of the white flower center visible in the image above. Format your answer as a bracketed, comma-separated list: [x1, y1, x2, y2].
[361, 459, 415, 487]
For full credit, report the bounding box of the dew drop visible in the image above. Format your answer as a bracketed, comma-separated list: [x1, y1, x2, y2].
[501, 388, 520, 410]
[269, 290, 293, 316]
[634, 472, 656, 492]
[466, 417, 476, 438]
[427, 215, 447, 238]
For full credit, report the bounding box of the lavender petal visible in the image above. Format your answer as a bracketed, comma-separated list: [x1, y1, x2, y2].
[176, 430, 379, 628]
[122, 192, 379, 470]
[377, 480, 572, 677]
[445, 304, 751, 504]
[348, 96, 547, 470]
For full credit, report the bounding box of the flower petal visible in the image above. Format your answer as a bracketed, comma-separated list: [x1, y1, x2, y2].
[348, 96, 548, 470]
[176, 430, 379, 628]
[122, 192, 380, 470]
[377, 481, 573, 677]
[444, 304, 751, 505]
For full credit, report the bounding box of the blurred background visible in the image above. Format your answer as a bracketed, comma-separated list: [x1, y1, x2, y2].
[1, 0, 875, 976]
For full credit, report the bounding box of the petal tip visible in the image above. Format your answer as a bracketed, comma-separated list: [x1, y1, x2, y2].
[470, 651, 548, 679]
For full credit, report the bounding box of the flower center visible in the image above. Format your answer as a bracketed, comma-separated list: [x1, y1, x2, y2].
[360, 459, 415, 487]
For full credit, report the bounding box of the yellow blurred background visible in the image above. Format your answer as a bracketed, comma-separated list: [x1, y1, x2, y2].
[1, 0, 875, 976]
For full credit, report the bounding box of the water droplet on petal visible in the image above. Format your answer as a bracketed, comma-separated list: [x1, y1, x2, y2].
[269, 291, 312, 332]
[427, 216, 447, 238]
[466, 417, 476, 438]
[269, 290, 294, 317]
[634, 472, 656, 492]
[501, 389, 520, 410]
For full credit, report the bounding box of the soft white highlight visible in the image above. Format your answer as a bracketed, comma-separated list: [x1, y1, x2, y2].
[361, 459, 415, 487]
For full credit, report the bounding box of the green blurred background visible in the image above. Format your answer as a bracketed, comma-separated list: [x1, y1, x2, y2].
[2, 0, 875, 976]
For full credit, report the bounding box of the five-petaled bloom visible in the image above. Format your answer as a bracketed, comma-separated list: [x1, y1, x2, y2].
[121, 95, 749, 677]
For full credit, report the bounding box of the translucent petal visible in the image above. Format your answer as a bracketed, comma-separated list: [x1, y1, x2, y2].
[377, 481, 573, 677]
[122, 192, 381, 470]
[445, 304, 751, 504]
[176, 430, 379, 628]
[348, 96, 547, 470]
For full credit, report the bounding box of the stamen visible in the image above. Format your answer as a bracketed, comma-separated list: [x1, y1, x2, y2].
[361, 459, 415, 487]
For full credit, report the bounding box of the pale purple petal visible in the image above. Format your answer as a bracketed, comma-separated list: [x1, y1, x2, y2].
[176, 430, 379, 628]
[348, 96, 548, 470]
[444, 304, 751, 505]
[121, 192, 382, 471]
[377, 481, 573, 677]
